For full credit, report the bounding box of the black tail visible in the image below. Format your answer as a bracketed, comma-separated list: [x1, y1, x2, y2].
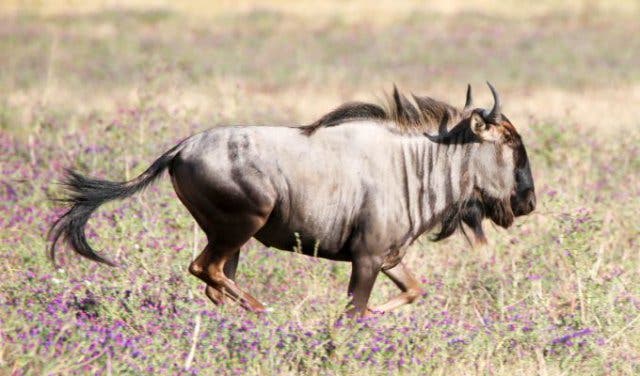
[48, 140, 187, 266]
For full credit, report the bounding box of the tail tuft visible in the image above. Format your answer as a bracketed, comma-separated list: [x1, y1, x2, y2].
[48, 140, 186, 266]
[48, 170, 120, 266]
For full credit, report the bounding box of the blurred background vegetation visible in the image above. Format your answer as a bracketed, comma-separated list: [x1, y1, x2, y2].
[2, 0, 639, 133]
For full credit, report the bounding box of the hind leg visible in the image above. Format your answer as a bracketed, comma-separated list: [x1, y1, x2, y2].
[191, 244, 265, 312]
[203, 252, 240, 306]
[170, 155, 276, 313]
[189, 214, 268, 312]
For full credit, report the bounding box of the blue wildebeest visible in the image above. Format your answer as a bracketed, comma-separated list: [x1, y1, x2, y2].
[49, 83, 536, 317]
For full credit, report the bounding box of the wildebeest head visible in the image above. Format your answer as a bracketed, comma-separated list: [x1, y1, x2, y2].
[462, 83, 536, 230]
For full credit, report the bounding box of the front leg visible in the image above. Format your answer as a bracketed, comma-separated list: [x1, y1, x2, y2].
[346, 256, 382, 317]
[369, 261, 424, 314]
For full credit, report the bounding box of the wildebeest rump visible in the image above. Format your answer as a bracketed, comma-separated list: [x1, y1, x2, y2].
[49, 83, 536, 316]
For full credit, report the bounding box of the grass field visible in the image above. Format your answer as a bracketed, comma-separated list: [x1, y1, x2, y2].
[1, 1, 640, 375]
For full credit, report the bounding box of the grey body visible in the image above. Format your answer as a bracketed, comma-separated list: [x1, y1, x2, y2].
[171, 121, 493, 268]
[49, 84, 535, 316]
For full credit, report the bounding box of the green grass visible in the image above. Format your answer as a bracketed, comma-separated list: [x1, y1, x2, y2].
[1, 4, 639, 375]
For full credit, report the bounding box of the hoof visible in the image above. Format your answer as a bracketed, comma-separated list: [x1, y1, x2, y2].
[205, 286, 225, 306]
[366, 307, 386, 316]
[253, 306, 273, 314]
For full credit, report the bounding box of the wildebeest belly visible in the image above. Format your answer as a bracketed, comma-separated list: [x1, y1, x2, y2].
[252, 184, 363, 261]
[253, 220, 354, 261]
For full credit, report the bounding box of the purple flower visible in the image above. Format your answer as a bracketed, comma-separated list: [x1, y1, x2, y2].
[551, 328, 594, 346]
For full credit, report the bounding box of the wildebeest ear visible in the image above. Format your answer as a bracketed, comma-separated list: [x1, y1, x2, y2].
[470, 112, 501, 142]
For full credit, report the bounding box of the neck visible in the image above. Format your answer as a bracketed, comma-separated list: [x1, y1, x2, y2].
[399, 136, 475, 237]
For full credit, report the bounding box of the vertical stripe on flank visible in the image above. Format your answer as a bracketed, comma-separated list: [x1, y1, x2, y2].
[426, 142, 436, 219]
[433, 142, 447, 214]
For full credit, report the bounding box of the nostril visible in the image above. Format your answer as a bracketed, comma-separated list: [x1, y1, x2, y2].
[527, 195, 536, 210]
[513, 191, 536, 215]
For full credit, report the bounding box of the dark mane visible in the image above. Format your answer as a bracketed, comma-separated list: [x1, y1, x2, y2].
[300, 102, 387, 135]
[300, 87, 464, 136]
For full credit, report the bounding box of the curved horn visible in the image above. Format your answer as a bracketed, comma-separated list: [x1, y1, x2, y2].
[463, 84, 473, 111]
[484, 81, 502, 122]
